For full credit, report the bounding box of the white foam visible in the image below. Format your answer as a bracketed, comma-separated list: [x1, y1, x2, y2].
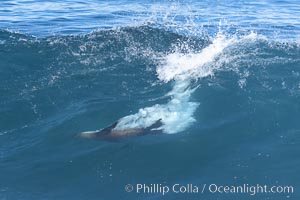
[115, 80, 199, 134]
[116, 32, 238, 134]
[157, 33, 234, 82]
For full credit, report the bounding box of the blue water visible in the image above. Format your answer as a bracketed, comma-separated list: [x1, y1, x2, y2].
[0, 0, 300, 200]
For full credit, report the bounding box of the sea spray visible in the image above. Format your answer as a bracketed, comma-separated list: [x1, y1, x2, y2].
[115, 32, 235, 134]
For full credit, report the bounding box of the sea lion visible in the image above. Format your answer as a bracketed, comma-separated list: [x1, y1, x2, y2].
[76, 119, 163, 141]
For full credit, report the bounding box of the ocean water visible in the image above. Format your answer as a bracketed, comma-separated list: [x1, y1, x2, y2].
[0, 0, 300, 200]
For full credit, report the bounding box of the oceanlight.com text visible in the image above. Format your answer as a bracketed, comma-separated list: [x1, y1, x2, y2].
[124, 183, 294, 196]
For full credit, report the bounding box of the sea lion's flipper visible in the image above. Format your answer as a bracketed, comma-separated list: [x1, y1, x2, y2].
[147, 119, 163, 131]
[108, 121, 118, 129]
[103, 121, 119, 130]
[76, 121, 118, 139]
[101, 121, 118, 133]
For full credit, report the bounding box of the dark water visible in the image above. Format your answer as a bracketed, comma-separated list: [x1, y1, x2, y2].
[0, 0, 300, 200]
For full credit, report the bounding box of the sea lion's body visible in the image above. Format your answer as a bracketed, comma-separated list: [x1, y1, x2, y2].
[76, 119, 163, 141]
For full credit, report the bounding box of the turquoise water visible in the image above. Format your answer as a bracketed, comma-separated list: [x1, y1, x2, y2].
[0, 0, 300, 200]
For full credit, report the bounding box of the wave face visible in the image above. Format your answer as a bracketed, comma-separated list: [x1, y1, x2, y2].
[2, 27, 298, 137]
[1, 1, 300, 199]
